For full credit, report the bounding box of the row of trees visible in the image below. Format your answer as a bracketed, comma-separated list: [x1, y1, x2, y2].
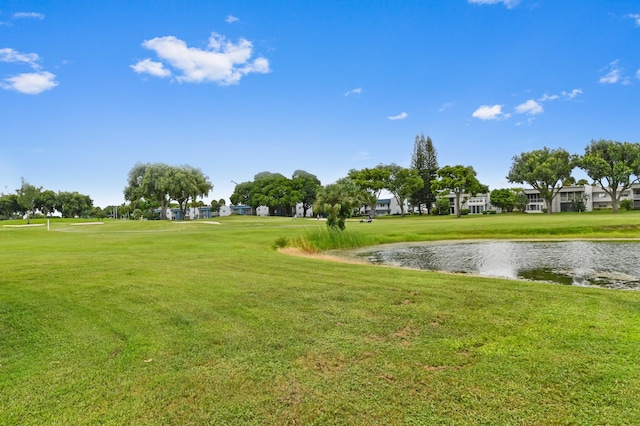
[123, 163, 212, 220]
[312, 163, 488, 229]
[346, 134, 442, 217]
[0, 178, 94, 220]
[507, 140, 640, 214]
[6, 138, 635, 226]
[223, 134, 493, 228]
[229, 170, 321, 217]
[313, 138, 640, 228]
[311, 134, 491, 228]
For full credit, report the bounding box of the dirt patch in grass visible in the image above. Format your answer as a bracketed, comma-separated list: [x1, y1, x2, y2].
[297, 351, 347, 374]
[599, 224, 640, 232]
[277, 247, 368, 265]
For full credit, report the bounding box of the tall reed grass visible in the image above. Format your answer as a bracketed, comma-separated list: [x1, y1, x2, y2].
[290, 227, 377, 252]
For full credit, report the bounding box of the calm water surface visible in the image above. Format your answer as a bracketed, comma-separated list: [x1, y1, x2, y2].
[357, 241, 640, 290]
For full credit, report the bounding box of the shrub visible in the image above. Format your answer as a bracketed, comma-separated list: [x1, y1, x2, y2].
[620, 199, 633, 211]
[460, 208, 470, 215]
[435, 198, 451, 216]
[273, 236, 289, 249]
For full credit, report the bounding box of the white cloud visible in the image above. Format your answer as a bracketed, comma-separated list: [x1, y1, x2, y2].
[538, 93, 559, 102]
[538, 88, 583, 102]
[225, 15, 239, 23]
[387, 112, 408, 120]
[0, 48, 40, 69]
[515, 117, 535, 126]
[628, 14, 640, 26]
[562, 88, 583, 99]
[438, 102, 454, 112]
[1, 71, 58, 94]
[515, 99, 543, 115]
[468, 0, 520, 9]
[13, 12, 44, 19]
[472, 104, 509, 120]
[130, 58, 171, 77]
[344, 87, 362, 96]
[0, 48, 57, 94]
[132, 32, 270, 85]
[600, 60, 622, 84]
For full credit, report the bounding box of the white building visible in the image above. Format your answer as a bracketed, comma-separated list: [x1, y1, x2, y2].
[523, 183, 640, 213]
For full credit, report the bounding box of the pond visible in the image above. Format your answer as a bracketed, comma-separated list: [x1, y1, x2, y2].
[355, 240, 640, 290]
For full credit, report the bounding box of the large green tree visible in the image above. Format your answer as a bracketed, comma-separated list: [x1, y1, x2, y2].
[291, 170, 321, 217]
[254, 172, 300, 216]
[124, 163, 210, 220]
[578, 139, 640, 213]
[0, 194, 21, 219]
[507, 147, 575, 214]
[383, 164, 424, 216]
[57, 191, 94, 218]
[229, 181, 256, 212]
[139, 163, 172, 220]
[314, 178, 367, 230]
[489, 188, 516, 213]
[410, 134, 438, 214]
[125, 162, 170, 220]
[348, 165, 391, 217]
[16, 178, 42, 223]
[231, 171, 306, 217]
[38, 189, 58, 217]
[167, 165, 212, 220]
[432, 165, 488, 218]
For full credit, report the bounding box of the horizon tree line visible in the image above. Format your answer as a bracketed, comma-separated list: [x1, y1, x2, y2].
[3, 138, 638, 223]
[0, 178, 94, 220]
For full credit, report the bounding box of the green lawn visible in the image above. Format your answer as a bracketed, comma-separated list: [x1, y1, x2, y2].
[2, 213, 640, 424]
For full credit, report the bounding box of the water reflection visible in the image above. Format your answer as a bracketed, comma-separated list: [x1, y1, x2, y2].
[359, 241, 640, 290]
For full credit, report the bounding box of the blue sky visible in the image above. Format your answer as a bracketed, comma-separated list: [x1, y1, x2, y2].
[2, 0, 639, 208]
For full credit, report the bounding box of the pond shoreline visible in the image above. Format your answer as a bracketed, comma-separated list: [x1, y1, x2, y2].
[279, 238, 640, 291]
[339, 239, 640, 291]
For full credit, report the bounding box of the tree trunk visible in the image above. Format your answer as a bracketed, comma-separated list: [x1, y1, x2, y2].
[180, 202, 188, 220]
[611, 189, 620, 213]
[455, 192, 462, 218]
[160, 200, 168, 220]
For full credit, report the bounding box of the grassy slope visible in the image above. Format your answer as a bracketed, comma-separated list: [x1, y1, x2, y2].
[1, 214, 640, 424]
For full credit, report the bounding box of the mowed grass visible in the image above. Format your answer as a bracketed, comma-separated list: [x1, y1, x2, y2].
[1, 213, 640, 424]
